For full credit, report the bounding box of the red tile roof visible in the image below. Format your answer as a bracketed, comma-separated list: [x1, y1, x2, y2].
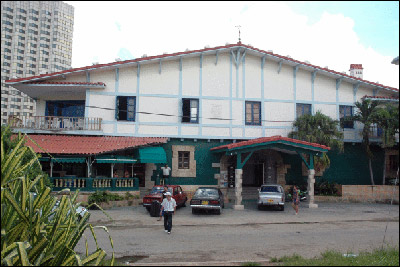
[362, 95, 399, 101]
[210, 136, 330, 152]
[25, 81, 106, 86]
[349, 64, 363, 70]
[5, 42, 398, 93]
[21, 135, 168, 155]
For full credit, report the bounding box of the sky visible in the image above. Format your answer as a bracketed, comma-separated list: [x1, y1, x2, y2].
[65, 1, 399, 88]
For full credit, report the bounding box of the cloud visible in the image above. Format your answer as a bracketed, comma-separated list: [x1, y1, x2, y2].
[67, 1, 398, 88]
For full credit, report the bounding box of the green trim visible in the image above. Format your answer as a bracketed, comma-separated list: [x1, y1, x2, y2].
[136, 147, 167, 164]
[38, 157, 50, 162]
[297, 152, 314, 170]
[95, 155, 137, 164]
[236, 151, 254, 169]
[51, 157, 86, 163]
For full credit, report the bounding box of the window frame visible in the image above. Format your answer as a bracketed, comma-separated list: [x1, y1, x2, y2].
[245, 101, 262, 126]
[115, 96, 136, 122]
[339, 105, 354, 129]
[178, 151, 190, 169]
[181, 98, 199, 124]
[296, 103, 312, 118]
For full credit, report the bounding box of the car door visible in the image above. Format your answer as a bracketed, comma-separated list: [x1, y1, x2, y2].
[173, 187, 181, 206]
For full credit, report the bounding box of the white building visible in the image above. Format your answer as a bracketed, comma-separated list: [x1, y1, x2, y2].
[6, 42, 399, 208]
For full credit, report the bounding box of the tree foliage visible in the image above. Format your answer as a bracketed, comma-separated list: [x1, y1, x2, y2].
[288, 111, 344, 171]
[1, 127, 114, 266]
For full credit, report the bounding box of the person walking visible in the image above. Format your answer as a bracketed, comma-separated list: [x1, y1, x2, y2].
[157, 186, 169, 221]
[291, 185, 300, 215]
[160, 164, 171, 185]
[160, 192, 176, 234]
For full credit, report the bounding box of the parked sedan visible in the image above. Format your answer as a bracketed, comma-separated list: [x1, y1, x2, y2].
[142, 185, 187, 212]
[257, 184, 285, 211]
[190, 187, 224, 215]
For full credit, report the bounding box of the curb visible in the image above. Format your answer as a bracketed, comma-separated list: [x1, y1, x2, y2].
[129, 259, 272, 266]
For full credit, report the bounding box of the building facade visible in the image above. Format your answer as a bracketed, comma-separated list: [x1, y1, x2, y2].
[6, 42, 399, 207]
[1, 0, 74, 125]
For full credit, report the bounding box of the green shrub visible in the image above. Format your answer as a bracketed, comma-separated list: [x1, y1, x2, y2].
[88, 191, 125, 207]
[1, 128, 114, 266]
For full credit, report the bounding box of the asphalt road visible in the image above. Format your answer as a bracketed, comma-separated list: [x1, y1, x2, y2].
[75, 202, 399, 265]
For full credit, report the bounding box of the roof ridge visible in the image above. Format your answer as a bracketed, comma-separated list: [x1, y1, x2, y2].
[5, 42, 398, 92]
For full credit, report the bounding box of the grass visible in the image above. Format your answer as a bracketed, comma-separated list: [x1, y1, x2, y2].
[274, 246, 399, 266]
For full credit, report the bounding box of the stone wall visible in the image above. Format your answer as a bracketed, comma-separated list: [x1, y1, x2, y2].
[342, 185, 399, 204]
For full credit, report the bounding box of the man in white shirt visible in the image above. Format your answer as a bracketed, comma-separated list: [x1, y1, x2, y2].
[160, 192, 176, 234]
[160, 164, 171, 185]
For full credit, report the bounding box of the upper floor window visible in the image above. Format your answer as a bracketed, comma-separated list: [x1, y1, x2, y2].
[182, 98, 199, 123]
[115, 96, 136, 121]
[245, 101, 261, 125]
[339, 105, 354, 129]
[296, 103, 312, 118]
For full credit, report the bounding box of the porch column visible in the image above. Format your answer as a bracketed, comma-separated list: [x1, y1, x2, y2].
[307, 169, 318, 208]
[50, 161, 53, 177]
[233, 169, 244, 210]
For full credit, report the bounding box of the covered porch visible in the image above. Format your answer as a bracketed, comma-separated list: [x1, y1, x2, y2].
[211, 136, 330, 209]
[23, 135, 168, 191]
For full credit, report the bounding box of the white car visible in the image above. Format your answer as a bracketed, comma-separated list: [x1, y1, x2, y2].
[257, 184, 285, 211]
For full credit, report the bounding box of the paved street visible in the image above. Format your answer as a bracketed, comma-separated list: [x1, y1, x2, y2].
[75, 202, 399, 265]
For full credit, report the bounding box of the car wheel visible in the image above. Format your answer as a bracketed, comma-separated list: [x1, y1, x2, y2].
[222, 202, 225, 209]
[257, 205, 262, 210]
[215, 209, 221, 215]
[192, 209, 196, 215]
[182, 198, 187, 207]
[146, 207, 151, 212]
[279, 205, 285, 211]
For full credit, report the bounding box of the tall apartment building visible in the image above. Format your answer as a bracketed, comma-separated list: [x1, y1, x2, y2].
[1, 1, 74, 125]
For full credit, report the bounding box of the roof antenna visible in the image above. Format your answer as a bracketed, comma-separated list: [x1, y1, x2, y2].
[235, 25, 242, 44]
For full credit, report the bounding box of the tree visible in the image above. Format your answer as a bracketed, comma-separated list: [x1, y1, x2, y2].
[288, 111, 344, 173]
[343, 98, 380, 185]
[374, 102, 399, 185]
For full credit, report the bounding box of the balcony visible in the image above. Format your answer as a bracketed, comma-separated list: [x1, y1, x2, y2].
[8, 115, 102, 131]
[50, 177, 139, 191]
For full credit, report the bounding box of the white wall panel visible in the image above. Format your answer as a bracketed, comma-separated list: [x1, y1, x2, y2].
[202, 127, 230, 137]
[232, 100, 243, 125]
[202, 53, 230, 97]
[314, 75, 336, 102]
[181, 126, 199, 136]
[314, 104, 337, 119]
[87, 95, 115, 120]
[245, 128, 262, 138]
[264, 102, 294, 127]
[91, 69, 116, 92]
[117, 124, 136, 134]
[140, 60, 179, 95]
[356, 86, 373, 102]
[202, 99, 230, 125]
[339, 82, 353, 102]
[118, 67, 137, 93]
[36, 100, 46, 116]
[245, 55, 261, 98]
[265, 128, 290, 137]
[102, 124, 114, 134]
[232, 127, 243, 138]
[182, 57, 200, 96]
[296, 69, 312, 101]
[264, 62, 293, 100]
[138, 125, 178, 135]
[139, 97, 179, 123]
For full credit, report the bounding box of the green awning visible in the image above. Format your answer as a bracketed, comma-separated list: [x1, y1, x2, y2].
[51, 157, 86, 163]
[137, 147, 167, 164]
[95, 155, 137, 164]
[38, 157, 50, 161]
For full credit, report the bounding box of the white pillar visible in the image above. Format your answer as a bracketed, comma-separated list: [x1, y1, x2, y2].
[50, 161, 53, 177]
[307, 169, 318, 208]
[233, 169, 244, 210]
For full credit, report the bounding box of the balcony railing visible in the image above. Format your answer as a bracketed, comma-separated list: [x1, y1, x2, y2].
[8, 115, 102, 131]
[50, 177, 139, 191]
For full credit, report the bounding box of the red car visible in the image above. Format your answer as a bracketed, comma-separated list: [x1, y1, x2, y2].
[142, 185, 187, 212]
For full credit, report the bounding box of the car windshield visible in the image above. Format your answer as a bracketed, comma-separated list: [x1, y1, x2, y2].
[149, 187, 172, 194]
[194, 188, 218, 197]
[261, 186, 279, 193]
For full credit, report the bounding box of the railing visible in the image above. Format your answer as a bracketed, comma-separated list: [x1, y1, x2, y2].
[50, 177, 139, 191]
[8, 115, 102, 131]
